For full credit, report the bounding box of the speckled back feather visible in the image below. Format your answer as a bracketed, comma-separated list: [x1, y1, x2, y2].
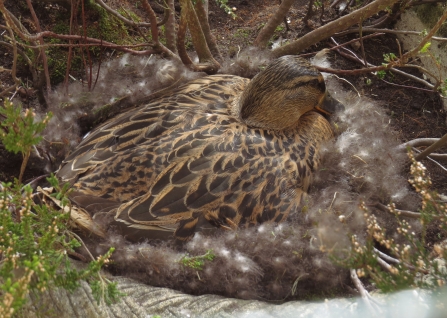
[57, 61, 333, 241]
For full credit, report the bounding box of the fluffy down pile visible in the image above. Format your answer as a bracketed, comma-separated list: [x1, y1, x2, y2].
[54, 52, 419, 300]
[43, 55, 203, 166]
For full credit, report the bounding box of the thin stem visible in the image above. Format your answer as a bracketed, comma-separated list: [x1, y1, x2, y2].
[350, 269, 377, 314]
[19, 149, 30, 184]
[25, 0, 51, 94]
[415, 133, 447, 161]
[336, 27, 447, 42]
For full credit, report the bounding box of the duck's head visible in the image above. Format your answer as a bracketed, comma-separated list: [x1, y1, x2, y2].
[235, 55, 342, 130]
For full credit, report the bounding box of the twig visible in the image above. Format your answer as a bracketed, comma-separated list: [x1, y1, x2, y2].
[375, 255, 393, 272]
[194, 0, 222, 61]
[398, 138, 439, 150]
[382, 202, 422, 219]
[141, 0, 160, 44]
[177, 3, 194, 67]
[298, 32, 384, 58]
[25, 0, 51, 94]
[374, 248, 400, 265]
[329, 38, 436, 90]
[424, 153, 447, 163]
[338, 27, 447, 42]
[393, 60, 440, 80]
[412, 148, 447, 172]
[389, 67, 435, 89]
[315, 64, 387, 76]
[303, 0, 315, 26]
[272, 0, 402, 57]
[5, 25, 19, 86]
[374, 249, 430, 274]
[70, 231, 96, 262]
[359, 19, 367, 67]
[2, 28, 158, 54]
[165, 0, 177, 54]
[350, 269, 377, 314]
[19, 150, 30, 184]
[379, 78, 435, 93]
[415, 132, 447, 161]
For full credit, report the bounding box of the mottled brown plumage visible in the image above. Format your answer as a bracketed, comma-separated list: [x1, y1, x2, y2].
[57, 56, 337, 241]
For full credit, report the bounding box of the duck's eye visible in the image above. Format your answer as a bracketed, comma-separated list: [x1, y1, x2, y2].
[288, 78, 325, 91]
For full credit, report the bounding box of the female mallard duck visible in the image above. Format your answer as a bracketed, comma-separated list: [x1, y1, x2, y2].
[56, 56, 340, 241]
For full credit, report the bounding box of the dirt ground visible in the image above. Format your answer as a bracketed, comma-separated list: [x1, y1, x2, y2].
[1, 0, 445, 192]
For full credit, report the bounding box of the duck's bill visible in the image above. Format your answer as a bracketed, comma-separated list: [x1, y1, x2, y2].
[316, 92, 345, 115]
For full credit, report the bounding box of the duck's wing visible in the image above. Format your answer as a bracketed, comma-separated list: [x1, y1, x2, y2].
[57, 74, 247, 182]
[57, 75, 249, 239]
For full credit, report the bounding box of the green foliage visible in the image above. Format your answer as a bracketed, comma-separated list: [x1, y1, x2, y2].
[383, 52, 397, 63]
[0, 99, 52, 182]
[0, 176, 118, 317]
[420, 42, 431, 53]
[215, 0, 237, 19]
[234, 28, 251, 39]
[376, 70, 386, 80]
[275, 26, 285, 33]
[180, 249, 216, 270]
[332, 152, 447, 293]
[0, 99, 51, 155]
[90, 279, 124, 306]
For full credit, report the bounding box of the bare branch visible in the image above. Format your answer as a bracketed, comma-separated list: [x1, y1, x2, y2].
[179, 0, 220, 73]
[336, 27, 447, 42]
[303, 0, 315, 26]
[375, 255, 394, 272]
[398, 138, 439, 151]
[194, 0, 222, 61]
[165, 0, 178, 54]
[350, 269, 377, 314]
[329, 38, 436, 89]
[253, 0, 294, 48]
[271, 0, 401, 57]
[415, 133, 447, 161]
[25, 0, 51, 94]
[177, 4, 195, 67]
[424, 153, 447, 163]
[4, 26, 19, 86]
[141, 0, 160, 43]
[2, 29, 159, 55]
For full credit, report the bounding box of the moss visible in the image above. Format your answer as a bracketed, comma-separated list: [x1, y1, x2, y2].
[117, 8, 141, 23]
[234, 28, 251, 38]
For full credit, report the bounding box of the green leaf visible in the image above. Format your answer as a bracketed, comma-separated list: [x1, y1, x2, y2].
[419, 42, 431, 53]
